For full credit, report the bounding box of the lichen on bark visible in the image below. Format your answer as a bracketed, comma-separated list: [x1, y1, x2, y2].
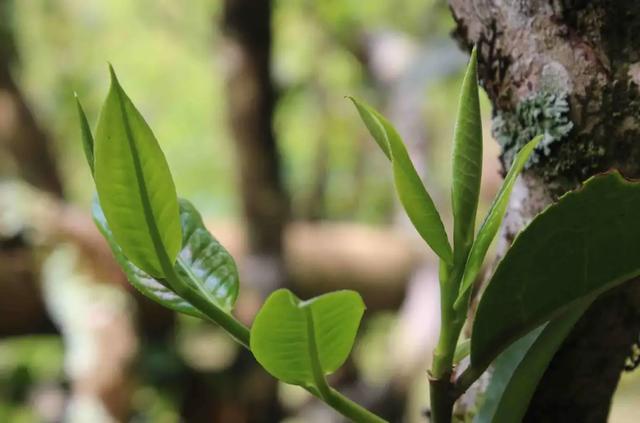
[448, 1, 640, 421]
[493, 90, 574, 169]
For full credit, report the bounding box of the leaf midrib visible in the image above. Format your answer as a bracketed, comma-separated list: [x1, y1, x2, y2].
[304, 306, 331, 399]
[176, 256, 226, 310]
[112, 75, 174, 277]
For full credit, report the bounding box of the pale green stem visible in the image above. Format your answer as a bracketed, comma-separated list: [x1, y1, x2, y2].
[430, 258, 474, 423]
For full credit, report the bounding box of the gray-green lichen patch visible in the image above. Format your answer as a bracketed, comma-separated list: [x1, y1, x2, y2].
[493, 91, 574, 169]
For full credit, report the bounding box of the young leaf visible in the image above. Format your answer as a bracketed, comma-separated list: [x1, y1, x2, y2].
[451, 46, 482, 266]
[94, 67, 181, 277]
[250, 289, 365, 387]
[454, 135, 542, 309]
[350, 98, 453, 264]
[470, 171, 640, 370]
[474, 299, 591, 423]
[175, 199, 239, 312]
[453, 338, 471, 364]
[75, 94, 95, 176]
[93, 198, 200, 317]
[93, 197, 239, 316]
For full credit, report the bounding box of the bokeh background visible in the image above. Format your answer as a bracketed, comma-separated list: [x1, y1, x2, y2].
[0, 1, 637, 422]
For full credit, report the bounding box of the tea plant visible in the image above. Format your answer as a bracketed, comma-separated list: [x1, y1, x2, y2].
[76, 50, 640, 422]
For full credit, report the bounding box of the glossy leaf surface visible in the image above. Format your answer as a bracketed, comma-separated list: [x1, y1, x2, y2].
[350, 97, 452, 264]
[94, 67, 181, 277]
[93, 198, 239, 316]
[471, 172, 640, 368]
[175, 199, 239, 312]
[451, 47, 482, 266]
[250, 289, 365, 387]
[455, 135, 542, 309]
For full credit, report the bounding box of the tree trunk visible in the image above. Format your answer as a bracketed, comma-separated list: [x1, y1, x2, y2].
[202, 1, 287, 421]
[448, 2, 640, 421]
[222, 0, 290, 294]
[0, 0, 62, 196]
[0, 0, 63, 338]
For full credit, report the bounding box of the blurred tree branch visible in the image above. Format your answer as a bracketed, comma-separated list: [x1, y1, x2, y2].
[0, 0, 62, 196]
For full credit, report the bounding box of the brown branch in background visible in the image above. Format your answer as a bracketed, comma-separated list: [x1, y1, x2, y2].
[218, 3, 289, 418]
[0, 0, 63, 197]
[222, 0, 289, 262]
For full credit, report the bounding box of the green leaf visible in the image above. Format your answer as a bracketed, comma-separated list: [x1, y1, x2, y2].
[475, 299, 591, 423]
[93, 198, 200, 317]
[174, 198, 239, 312]
[471, 171, 640, 369]
[93, 197, 239, 316]
[472, 327, 543, 423]
[250, 289, 365, 387]
[453, 338, 471, 364]
[451, 46, 482, 266]
[454, 135, 542, 309]
[94, 66, 181, 277]
[349, 97, 453, 264]
[75, 94, 95, 176]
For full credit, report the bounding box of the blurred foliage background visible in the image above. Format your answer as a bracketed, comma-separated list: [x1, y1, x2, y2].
[0, 0, 637, 422]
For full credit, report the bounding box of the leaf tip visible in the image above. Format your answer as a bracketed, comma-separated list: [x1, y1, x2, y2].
[346, 95, 360, 111]
[470, 44, 478, 64]
[74, 93, 83, 111]
[529, 134, 544, 148]
[107, 63, 121, 89]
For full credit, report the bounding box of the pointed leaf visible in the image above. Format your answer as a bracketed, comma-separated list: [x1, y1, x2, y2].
[451, 47, 482, 266]
[350, 98, 452, 264]
[454, 135, 542, 309]
[250, 289, 365, 387]
[475, 299, 591, 423]
[94, 67, 181, 277]
[93, 198, 239, 316]
[75, 95, 95, 176]
[471, 172, 640, 369]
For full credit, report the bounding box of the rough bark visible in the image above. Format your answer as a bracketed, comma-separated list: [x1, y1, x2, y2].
[448, 1, 640, 421]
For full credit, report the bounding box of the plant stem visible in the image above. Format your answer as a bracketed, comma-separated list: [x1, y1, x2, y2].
[430, 261, 470, 422]
[429, 376, 454, 423]
[326, 388, 388, 423]
[170, 269, 251, 348]
[453, 364, 483, 399]
[167, 263, 388, 423]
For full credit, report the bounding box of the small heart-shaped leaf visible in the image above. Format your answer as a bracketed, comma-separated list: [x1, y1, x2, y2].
[250, 289, 365, 387]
